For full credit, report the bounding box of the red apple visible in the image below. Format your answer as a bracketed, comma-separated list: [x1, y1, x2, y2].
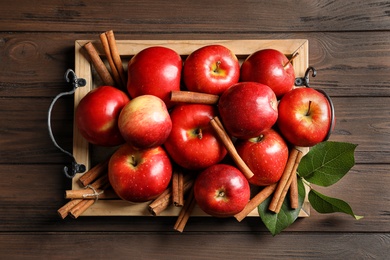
[108, 144, 172, 203]
[194, 164, 250, 217]
[235, 129, 289, 186]
[127, 46, 182, 108]
[240, 49, 295, 98]
[164, 104, 227, 170]
[75, 86, 130, 146]
[218, 82, 278, 139]
[183, 44, 240, 95]
[277, 87, 333, 147]
[118, 95, 172, 149]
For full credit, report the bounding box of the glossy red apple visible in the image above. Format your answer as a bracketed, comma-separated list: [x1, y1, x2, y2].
[127, 46, 182, 108]
[277, 87, 333, 147]
[235, 129, 289, 186]
[194, 164, 250, 217]
[240, 49, 295, 98]
[218, 82, 278, 139]
[182, 44, 240, 95]
[118, 95, 172, 149]
[108, 144, 172, 203]
[164, 104, 227, 170]
[75, 85, 130, 146]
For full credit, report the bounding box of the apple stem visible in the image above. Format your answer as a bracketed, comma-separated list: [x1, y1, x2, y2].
[306, 101, 312, 116]
[214, 61, 221, 72]
[196, 128, 203, 139]
[130, 155, 137, 167]
[256, 134, 264, 142]
[284, 52, 299, 68]
[218, 190, 225, 198]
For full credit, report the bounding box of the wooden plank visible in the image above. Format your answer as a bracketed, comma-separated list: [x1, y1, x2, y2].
[0, 96, 388, 164]
[0, 32, 389, 98]
[0, 164, 387, 232]
[0, 232, 388, 259]
[0, 0, 389, 32]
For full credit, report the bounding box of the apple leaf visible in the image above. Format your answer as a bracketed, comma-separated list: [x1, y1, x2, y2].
[308, 189, 363, 220]
[258, 177, 305, 236]
[297, 141, 357, 187]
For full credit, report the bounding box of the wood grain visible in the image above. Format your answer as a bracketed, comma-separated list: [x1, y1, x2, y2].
[0, 0, 389, 32]
[0, 164, 388, 233]
[0, 233, 388, 259]
[0, 0, 389, 258]
[1, 32, 389, 98]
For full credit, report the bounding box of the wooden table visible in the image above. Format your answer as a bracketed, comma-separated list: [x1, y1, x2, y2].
[1, 1, 389, 258]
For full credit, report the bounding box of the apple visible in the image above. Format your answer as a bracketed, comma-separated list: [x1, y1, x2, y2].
[240, 49, 295, 98]
[127, 46, 182, 108]
[235, 129, 289, 186]
[75, 85, 130, 146]
[118, 95, 172, 149]
[277, 87, 333, 147]
[218, 82, 278, 139]
[108, 144, 172, 203]
[164, 104, 227, 170]
[194, 164, 250, 217]
[182, 44, 240, 95]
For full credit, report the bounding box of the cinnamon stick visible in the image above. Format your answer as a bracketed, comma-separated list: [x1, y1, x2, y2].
[269, 148, 303, 213]
[172, 170, 184, 207]
[100, 32, 123, 88]
[274, 170, 295, 213]
[57, 199, 83, 219]
[170, 91, 219, 105]
[78, 159, 109, 187]
[234, 183, 277, 222]
[83, 41, 115, 86]
[174, 188, 196, 232]
[65, 188, 118, 200]
[69, 199, 95, 219]
[289, 172, 299, 209]
[209, 117, 254, 179]
[105, 30, 127, 87]
[57, 172, 109, 219]
[148, 176, 194, 216]
[148, 187, 172, 216]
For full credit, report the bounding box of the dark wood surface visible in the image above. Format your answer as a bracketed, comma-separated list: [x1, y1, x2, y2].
[1, 1, 389, 259]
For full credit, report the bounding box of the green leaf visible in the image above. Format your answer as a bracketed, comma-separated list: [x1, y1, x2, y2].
[258, 177, 306, 236]
[308, 189, 363, 220]
[297, 141, 357, 187]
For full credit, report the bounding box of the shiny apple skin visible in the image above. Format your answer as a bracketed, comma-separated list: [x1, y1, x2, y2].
[75, 86, 130, 146]
[277, 87, 332, 147]
[164, 104, 227, 170]
[108, 144, 172, 203]
[218, 82, 278, 139]
[240, 49, 295, 98]
[183, 44, 240, 95]
[118, 95, 172, 149]
[194, 164, 250, 217]
[127, 46, 182, 108]
[235, 129, 289, 186]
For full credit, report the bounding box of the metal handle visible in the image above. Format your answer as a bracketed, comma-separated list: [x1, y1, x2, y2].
[47, 69, 87, 178]
[295, 67, 335, 142]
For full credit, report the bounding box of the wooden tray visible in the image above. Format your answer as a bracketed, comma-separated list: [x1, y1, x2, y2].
[73, 39, 310, 217]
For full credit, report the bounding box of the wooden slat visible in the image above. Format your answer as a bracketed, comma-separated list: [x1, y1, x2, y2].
[0, 32, 389, 98]
[0, 96, 388, 164]
[0, 0, 389, 32]
[0, 232, 388, 259]
[0, 164, 387, 232]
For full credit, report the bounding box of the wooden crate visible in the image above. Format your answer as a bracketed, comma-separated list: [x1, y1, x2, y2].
[73, 39, 310, 217]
